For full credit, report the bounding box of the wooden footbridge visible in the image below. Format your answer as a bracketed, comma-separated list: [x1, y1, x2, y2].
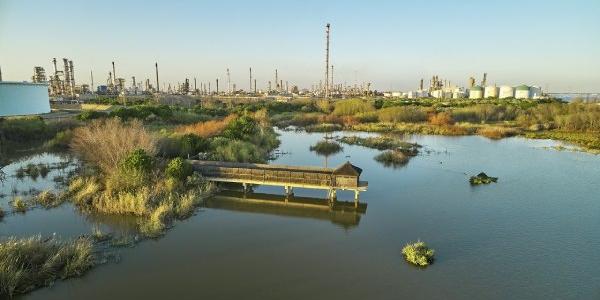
[189, 160, 368, 206]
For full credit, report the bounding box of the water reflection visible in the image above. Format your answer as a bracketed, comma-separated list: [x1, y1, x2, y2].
[207, 190, 367, 229]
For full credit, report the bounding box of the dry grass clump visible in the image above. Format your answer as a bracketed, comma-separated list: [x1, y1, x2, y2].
[477, 126, 518, 140]
[70, 118, 157, 174]
[0, 236, 94, 297]
[35, 190, 64, 208]
[428, 112, 454, 126]
[176, 115, 236, 138]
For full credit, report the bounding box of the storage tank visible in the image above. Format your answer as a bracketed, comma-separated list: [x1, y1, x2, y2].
[515, 85, 530, 99]
[484, 86, 499, 98]
[0, 82, 50, 117]
[529, 86, 542, 99]
[453, 88, 466, 99]
[469, 85, 484, 99]
[431, 90, 443, 99]
[499, 85, 514, 99]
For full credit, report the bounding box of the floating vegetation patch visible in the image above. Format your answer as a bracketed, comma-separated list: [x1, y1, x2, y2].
[374, 150, 411, 168]
[401, 241, 435, 267]
[309, 140, 343, 156]
[339, 135, 420, 155]
[469, 172, 498, 185]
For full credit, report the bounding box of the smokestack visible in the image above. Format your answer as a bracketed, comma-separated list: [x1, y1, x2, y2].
[275, 69, 278, 91]
[331, 65, 334, 94]
[325, 23, 331, 98]
[420, 79, 424, 90]
[132, 76, 137, 94]
[249, 67, 252, 92]
[194, 77, 197, 93]
[254, 79, 257, 93]
[69, 60, 75, 94]
[482, 73, 488, 86]
[216, 78, 219, 94]
[155, 62, 159, 93]
[90, 70, 94, 93]
[226, 68, 231, 94]
[112, 61, 116, 86]
[0, 65, 2, 81]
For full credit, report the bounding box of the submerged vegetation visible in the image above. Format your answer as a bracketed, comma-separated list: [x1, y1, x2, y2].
[401, 241, 435, 267]
[0, 236, 94, 298]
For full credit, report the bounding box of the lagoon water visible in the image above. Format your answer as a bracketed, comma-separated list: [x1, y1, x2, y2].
[4, 129, 600, 299]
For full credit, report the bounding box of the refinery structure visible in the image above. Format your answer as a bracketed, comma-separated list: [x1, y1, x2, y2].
[386, 73, 545, 100]
[2, 23, 551, 102]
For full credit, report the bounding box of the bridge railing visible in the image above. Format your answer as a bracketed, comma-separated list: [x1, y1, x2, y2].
[199, 167, 338, 187]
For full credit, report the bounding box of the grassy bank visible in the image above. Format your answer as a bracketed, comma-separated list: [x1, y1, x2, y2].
[269, 98, 600, 153]
[0, 236, 94, 298]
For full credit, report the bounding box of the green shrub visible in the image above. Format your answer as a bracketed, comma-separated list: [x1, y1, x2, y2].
[76, 110, 106, 121]
[378, 106, 428, 123]
[165, 158, 193, 180]
[120, 149, 153, 173]
[374, 150, 409, 168]
[401, 241, 435, 267]
[179, 134, 208, 157]
[222, 115, 258, 140]
[333, 99, 375, 116]
[12, 197, 29, 213]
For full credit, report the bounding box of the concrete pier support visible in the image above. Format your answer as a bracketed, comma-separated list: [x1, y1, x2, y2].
[242, 183, 248, 194]
[284, 186, 293, 196]
[354, 190, 360, 208]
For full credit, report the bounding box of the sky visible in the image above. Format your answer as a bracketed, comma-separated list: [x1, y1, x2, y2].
[0, 0, 599, 92]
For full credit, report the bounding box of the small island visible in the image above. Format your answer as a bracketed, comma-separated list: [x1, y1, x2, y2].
[469, 172, 498, 185]
[402, 241, 435, 267]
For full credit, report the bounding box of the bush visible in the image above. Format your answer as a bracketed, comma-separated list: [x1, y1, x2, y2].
[70, 118, 157, 174]
[332, 99, 375, 116]
[176, 115, 236, 138]
[12, 197, 28, 213]
[120, 149, 153, 173]
[428, 112, 454, 126]
[374, 150, 409, 168]
[222, 115, 258, 140]
[401, 241, 435, 267]
[76, 110, 106, 121]
[165, 158, 193, 180]
[378, 106, 428, 123]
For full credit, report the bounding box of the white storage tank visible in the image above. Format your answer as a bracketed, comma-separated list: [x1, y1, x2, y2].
[499, 85, 514, 99]
[515, 85, 530, 99]
[453, 88, 466, 99]
[431, 90, 443, 99]
[469, 85, 484, 99]
[484, 86, 499, 98]
[0, 82, 50, 117]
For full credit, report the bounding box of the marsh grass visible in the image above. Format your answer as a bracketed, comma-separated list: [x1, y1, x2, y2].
[309, 141, 343, 156]
[12, 197, 29, 213]
[374, 151, 409, 168]
[339, 136, 420, 155]
[477, 127, 518, 140]
[401, 241, 435, 267]
[0, 236, 94, 297]
[35, 190, 64, 208]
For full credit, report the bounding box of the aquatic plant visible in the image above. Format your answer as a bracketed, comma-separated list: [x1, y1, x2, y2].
[401, 241, 435, 267]
[12, 197, 28, 213]
[0, 236, 94, 297]
[477, 127, 518, 140]
[309, 141, 343, 156]
[374, 150, 409, 168]
[469, 172, 498, 185]
[35, 190, 64, 208]
[339, 136, 420, 154]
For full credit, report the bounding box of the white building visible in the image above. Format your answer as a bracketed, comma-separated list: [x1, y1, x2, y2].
[515, 85, 530, 99]
[0, 82, 50, 117]
[469, 86, 484, 99]
[499, 86, 515, 99]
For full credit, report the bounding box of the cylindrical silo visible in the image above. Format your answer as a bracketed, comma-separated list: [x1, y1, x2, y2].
[484, 86, 499, 98]
[469, 85, 484, 99]
[529, 86, 542, 99]
[499, 85, 514, 99]
[515, 85, 530, 99]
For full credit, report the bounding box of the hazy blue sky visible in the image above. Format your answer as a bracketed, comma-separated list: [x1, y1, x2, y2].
[1, 0, 599, 91]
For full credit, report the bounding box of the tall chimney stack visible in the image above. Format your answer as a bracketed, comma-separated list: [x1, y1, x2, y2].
[325, 23, 331, 98]
[249, 67, 252, 92]
[155, 62, 159, 93]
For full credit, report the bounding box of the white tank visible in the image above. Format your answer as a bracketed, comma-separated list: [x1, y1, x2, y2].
[484, 86, 499, 98]
[469, 86, 484, 99]
[515, 85, 530, 99]
[0, 82, 50, 116]
[431, 90, 443, 99]
[453, 88, 465, 99]
[499, 86, 514, 99]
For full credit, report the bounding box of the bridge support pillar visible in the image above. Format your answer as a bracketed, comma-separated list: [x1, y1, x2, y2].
[242, 183, 248, 194]
[354, 190, 360, 208]
[284, 186, 293, 197]
[328, 189, 337, 202]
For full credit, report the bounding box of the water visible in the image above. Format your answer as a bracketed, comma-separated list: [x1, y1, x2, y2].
[3, 130, 600, 299]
